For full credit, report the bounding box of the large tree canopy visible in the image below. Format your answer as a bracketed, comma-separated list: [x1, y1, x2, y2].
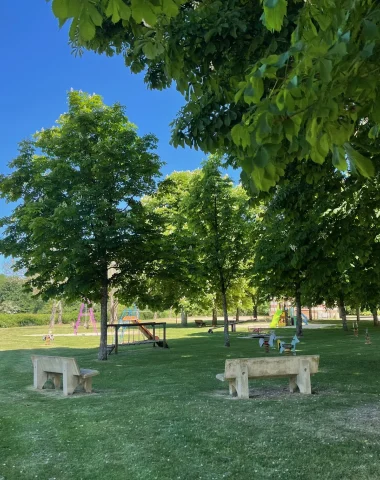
[0, 90, 162, 359]
[49, 0, 380, 191]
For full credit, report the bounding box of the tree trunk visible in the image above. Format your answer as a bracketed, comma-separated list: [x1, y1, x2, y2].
[337, 293, 348, 331]
[295, 284, 303, 337]
[49, 301, 57, 328]
[98, 269, 109, 361]
[371, 308, 379, 327]
[253, 301, 258, 321]
[57, 300, 63, 325]
[181, 309, 187, 326]
[356, 306, 360, 324]
[212, 307, 217, 326]
[222, 290, 230, 347]
[236, 307, 240, 322]
[308, 306, 312, 322]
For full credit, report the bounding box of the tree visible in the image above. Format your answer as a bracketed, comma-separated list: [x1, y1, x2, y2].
[126, 170, 204, 325]
[0, 91, 162, 360]
[185, 156, 255, 346]
[49, 1, 380, 192]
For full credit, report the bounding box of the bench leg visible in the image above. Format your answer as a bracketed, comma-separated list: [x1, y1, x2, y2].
[229, 380, 237, 397]
[289, 376, 297, 393]
[296, 361, 311, 394]
[62, 365, 79, 396]
[83, 377, 93, 393]
[34, 365, 48, 390]
[235, 364, 249, 399]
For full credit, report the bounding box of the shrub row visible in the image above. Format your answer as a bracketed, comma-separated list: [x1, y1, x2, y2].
[0, 313, 77, 328]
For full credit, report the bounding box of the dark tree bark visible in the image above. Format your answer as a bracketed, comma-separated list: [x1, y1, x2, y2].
[222, 289, 230, 347]
[98, 266, 109, 360]
[337, 293, 348, 331]
[356, 306, 360, 324]
[308, 307, 313, 322]
[253, 302, 258, 321]
[295, 283, 303, 337]
[181, 308, 188, 326]
[212, 307, 218, 326]
[371, 308, 379, 327]
[236, 307, 240, 322]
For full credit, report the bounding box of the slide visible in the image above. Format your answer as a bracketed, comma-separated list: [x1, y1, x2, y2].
[270, 308, 283, 328]
[301, 313, 309, 325]
[132, 319, 167, 348]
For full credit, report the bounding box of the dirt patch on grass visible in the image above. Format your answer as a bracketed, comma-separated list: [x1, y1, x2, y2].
[211, 385, 323, 400]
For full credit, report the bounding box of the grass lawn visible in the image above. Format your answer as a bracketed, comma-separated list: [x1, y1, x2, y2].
[1, 320, 380, 479]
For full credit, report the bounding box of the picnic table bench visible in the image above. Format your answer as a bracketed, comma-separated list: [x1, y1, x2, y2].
[31, 355, 99, 396]
[216, 355, 319, 399]
[195, 319, 207, 327]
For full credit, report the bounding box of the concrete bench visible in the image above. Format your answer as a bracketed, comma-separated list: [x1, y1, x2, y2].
[216, 355, 319, 399]
[31, 355, 99, 396]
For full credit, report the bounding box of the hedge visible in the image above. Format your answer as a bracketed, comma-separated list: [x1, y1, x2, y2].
[0, 313, 77, 328]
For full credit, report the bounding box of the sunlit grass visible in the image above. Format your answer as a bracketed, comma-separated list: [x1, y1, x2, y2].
[0, 320, 379, 479]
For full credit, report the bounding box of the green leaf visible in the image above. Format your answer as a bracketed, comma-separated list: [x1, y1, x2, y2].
[332, 145, 347, 171]
[79, 15, 96, 41]
[88, 6, 103, 27]
[362, 20, 379, 41]
[162, 0, 179, 17]
[361, 42, 375, 59]
[344, 143, 374, 178]
[319, 59, 332, 83]
[52, 0, 68, 18]
[118, 1, 131, 20]
[255, 146, 270, 167]
[262, 0, 287, 32]
[369, 125, 379, 139]
[276, 91, 285, 111]
[328, 42, 347, 58]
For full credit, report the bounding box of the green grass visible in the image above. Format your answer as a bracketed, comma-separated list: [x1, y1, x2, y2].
[1, 321, 380, 479]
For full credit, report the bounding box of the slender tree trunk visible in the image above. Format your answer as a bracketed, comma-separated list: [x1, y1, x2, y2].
[222, 290, 230, 347]
[98, 268, 109, 361]
[181, 309, 188, 326]
[337, 293, 348, 331]
[295, 284, 303, 337]
[371, 308, 379, 327]
[356, 306, 360, 324]
[57, 300, 63, 325]
[253, 301, 258, 321]
[49, 300, 57, 328]
[308, 306, 313, 322]
[236, 307, 240, 322]
[212, 307, 218, 326]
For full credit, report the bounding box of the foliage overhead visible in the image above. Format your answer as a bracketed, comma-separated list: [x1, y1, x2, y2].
[49, 0, 380, 192]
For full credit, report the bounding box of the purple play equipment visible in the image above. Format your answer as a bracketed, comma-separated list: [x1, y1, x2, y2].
[74, 301, 98, 335]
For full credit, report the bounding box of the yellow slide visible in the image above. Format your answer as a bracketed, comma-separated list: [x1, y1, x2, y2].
[269, 308, 283, 328]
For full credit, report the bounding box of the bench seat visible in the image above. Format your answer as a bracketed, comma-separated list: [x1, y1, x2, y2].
[216, 355, 319, 399]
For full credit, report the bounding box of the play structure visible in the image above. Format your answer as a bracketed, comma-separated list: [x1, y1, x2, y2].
[74, 302, 98, 335]
[106, 306, 169, 355]
[269, 305, 309, 328]
[277, 335, 300, 355]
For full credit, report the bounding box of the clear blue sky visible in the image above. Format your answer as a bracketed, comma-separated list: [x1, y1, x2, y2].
[0, 0, 211, 221]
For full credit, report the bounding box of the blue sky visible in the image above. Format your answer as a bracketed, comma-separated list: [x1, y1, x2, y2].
[0, 1, 212, 220]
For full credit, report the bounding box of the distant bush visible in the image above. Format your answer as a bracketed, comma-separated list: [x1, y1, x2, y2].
[0, 313, 78, 328]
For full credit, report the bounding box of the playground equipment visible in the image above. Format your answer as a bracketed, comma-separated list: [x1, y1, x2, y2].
[74, 302, 98, 335]
[106, 306, 169, 355]
[278, 335, 300, 355]
[269, 308, 283, 328]
[258, 332, 277, 353]
[42, 331, 54, 345]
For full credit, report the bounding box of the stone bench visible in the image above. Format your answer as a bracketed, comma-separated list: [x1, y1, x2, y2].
[31, 355, 99, 396]
[216, 355, 319, 399]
